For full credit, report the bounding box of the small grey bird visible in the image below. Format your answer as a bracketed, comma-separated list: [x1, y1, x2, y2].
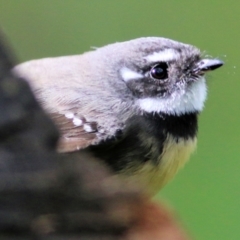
[13, 37, 223, 195]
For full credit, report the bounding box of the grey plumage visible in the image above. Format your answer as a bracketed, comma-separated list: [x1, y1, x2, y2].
[13, 37, 223, 194]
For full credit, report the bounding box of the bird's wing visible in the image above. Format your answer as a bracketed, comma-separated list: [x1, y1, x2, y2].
[50, 111, 103, 153]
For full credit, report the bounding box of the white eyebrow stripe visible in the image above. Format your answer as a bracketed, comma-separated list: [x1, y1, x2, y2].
[120, 67, 143, 82]
[145, 49, 179, 62]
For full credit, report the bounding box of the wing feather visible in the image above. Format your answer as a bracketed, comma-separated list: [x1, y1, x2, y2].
[50, 112, 100, 152]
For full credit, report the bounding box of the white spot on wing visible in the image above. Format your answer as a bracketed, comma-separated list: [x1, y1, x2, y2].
[120, 67, 143, 82]
[137, 77, 207, 115]
[145, 49, 178, 62]
[83, 124, 94, 132]
[65, 113, 74, 119]
[73, 117, 83, 126]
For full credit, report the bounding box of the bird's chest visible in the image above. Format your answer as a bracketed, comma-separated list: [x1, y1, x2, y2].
[123, 134, 197, 195]
[90, 113, 198, 194]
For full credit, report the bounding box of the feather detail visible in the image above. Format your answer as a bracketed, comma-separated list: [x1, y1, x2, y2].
[50, 112, 100, 152]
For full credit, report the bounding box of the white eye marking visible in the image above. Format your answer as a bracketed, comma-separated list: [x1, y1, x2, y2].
[120, 67, 143, 82]
[73, 117, 83, 126]
[145, 49, 179, 63]
[137, 77, 207, 115]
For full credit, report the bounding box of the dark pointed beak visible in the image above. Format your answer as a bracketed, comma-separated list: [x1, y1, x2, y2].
[193, 59, 224, 74]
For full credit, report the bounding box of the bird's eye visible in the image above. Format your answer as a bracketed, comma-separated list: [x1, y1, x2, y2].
[150, 63, 168, 80]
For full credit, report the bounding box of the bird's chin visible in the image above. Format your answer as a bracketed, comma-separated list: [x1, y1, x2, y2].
[136, 77, 207, 116]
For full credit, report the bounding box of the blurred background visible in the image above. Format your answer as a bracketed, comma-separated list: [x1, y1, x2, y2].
[0, 1, 239, 239]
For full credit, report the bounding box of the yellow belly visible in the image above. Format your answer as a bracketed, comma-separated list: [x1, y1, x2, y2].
[119, 135, 197, 196]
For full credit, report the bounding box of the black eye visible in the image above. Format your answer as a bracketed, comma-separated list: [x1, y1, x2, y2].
[150, 63, 168, 80]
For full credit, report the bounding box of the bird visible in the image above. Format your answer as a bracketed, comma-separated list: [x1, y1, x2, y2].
[13, 37, 223, 195]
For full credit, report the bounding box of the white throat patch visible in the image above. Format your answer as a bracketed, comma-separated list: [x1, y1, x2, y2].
[137, 77, 207, 115]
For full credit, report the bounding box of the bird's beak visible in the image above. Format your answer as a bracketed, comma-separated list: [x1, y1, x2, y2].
[193, 59, 224, 74]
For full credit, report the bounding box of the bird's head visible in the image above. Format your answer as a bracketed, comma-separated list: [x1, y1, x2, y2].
[92, 37, 223, 116]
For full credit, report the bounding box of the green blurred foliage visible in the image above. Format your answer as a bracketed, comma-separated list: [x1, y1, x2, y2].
[0, 1, 239, 239]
